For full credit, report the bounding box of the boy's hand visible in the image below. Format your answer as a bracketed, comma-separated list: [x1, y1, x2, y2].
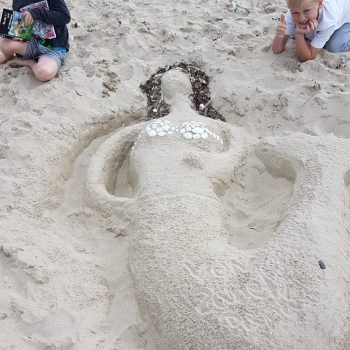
[296, 19, 318, 34]
[276, 14, 287, 38]
[23, 11, 34, 26]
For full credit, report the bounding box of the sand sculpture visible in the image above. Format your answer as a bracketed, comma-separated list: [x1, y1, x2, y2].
[85, 69, 350, 349]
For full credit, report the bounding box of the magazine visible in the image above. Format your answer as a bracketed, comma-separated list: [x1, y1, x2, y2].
[0, 0, 56, 41]
[20, 0, 56, 40]
[0, 9, 33, 40]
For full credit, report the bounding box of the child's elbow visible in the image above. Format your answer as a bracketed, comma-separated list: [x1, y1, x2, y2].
[297, 55, 315, 62]
[272, 45, 284, 54]
[272, 47, 284, 54]
[62, 11, 71, 24]
[298, 49, 319, 62]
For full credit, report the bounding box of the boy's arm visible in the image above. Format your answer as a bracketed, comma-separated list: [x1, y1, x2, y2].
[272, 14, 289, 54]
[272, 34, 289, 53]
[28, 0, 71, 25]
[295, 33, 322, 61]
[294, 19, 321, 62]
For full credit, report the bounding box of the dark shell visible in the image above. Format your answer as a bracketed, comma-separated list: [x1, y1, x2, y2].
[319, 260, 326, 270]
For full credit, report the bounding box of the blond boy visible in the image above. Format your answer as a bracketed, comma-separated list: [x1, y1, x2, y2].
[272, 0, 350, 61]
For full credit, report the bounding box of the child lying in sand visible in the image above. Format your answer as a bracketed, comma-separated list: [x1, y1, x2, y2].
[0, 0, 71, 82]
[272, 0, 350, 61]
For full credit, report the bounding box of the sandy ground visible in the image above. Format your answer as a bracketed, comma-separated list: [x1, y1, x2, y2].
[1, 0, 350, 348]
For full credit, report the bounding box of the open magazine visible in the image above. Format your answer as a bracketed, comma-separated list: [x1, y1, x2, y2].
[0, 9, 33, 40]
[0, 0, 56, 41]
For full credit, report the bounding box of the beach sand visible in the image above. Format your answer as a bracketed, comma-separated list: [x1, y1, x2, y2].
[1, 0, 350, 348]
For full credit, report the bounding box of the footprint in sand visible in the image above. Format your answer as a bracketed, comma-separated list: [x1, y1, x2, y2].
[85, 68, 350, 350]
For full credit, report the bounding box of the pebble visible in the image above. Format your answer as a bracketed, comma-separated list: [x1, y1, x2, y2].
[319, 260, 326, 269]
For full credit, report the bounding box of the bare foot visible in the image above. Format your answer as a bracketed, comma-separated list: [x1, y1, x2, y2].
[7, 57, 28, 68]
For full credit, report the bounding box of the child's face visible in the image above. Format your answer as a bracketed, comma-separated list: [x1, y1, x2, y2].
[289, 0, 322, 29]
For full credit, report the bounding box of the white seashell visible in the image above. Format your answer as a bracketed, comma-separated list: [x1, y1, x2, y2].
[158, 131, 167, 136]
[163, 125, 170, 131]
[152, 123, 159, 129]
[153, 108, 157, 112]
[192, 127, 204, 134]
[148, 130, 157, 137]
[200, 104, 205, 109]
[193, 134, 201, 140]
[186, 126, 192, 132]
[180, 128, 186, 134]
[201, 133, 208, 139]
[183, 132, 193, 139]
[156, 127, 163, 132]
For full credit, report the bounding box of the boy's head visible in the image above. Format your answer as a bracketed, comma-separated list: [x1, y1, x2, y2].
[286, 0, 322, 8]
[287, 0, 323, 29]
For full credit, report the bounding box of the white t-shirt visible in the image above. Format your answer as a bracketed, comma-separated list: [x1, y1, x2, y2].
[285, 0, 350, 48]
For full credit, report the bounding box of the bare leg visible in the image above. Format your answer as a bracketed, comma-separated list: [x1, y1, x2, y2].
[7, 57, 35, 68]
[0, 38, 27, 64]
[0, 38, 58, 81]
[32, 56, 59, 82]
[7, 55, 59, 82]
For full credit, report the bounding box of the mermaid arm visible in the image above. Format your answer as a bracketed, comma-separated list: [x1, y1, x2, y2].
[85, 122, 146, 233]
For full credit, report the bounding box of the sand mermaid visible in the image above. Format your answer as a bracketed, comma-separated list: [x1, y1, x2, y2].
[86, 69, 350, 349]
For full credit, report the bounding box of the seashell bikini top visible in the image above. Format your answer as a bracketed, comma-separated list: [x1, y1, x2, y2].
[139, 119, 224, 145]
